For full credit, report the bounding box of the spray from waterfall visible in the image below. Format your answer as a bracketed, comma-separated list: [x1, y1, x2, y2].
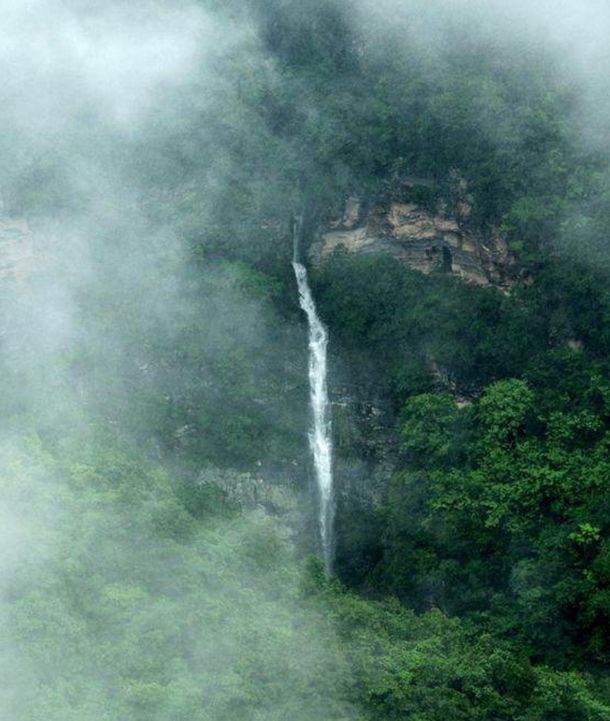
[292, 216, 334, 573]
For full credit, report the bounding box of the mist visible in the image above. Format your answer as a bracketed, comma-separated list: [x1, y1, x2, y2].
[0, 2, 329, 718]
[354, 0, 610, 143]
[2, 0, 610, 719]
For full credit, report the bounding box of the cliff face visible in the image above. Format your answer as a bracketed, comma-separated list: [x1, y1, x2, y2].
[311, 176, 520, 291]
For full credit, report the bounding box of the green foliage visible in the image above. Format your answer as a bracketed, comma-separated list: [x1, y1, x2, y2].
[9, 432, 608, 721]
[0, 437, 356, 721]
[4, 1, 610, 717]
[369, 367, 610, 665]
[314, 252, 544, 400]
[400, 393, 465, 469]
[304, 583, 610, 721]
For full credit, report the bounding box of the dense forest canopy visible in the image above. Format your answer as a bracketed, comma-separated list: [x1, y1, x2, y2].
[2, 0, 610, 718]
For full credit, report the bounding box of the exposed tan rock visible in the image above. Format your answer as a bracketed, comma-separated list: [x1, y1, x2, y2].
[328, 195, 361, 230]
[312, 175, 519, 291]
[445, 232, 461, 249]
[342, 196, 361, 229]
[321, 227, 374, 256]
[461, 237, 476, 253]
[388, 204, 439, 240]
[456, 200, 472, 221]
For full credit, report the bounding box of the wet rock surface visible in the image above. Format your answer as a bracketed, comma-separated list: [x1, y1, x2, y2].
[197, 466, 300, 516]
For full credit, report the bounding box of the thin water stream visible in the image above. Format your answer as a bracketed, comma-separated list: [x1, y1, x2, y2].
[292, 218, 334, 572]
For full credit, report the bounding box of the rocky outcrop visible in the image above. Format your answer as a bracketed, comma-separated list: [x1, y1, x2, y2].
[197, 466, 299, 516]
[311, 175, 520, 291]
[331, 390, 398, 512]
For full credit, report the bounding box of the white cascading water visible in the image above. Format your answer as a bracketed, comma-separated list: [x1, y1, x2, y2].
[292, 217, 334, 573]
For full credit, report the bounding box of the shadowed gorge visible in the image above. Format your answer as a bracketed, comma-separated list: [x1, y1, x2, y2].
[3, 0, 610, 719]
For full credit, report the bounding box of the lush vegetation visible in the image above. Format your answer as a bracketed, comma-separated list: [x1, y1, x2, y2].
[3, 0, 610, 718]
[2, 432, 610, 721]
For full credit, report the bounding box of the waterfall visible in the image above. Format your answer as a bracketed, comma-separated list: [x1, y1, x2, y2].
[292, 217, 334, 573]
